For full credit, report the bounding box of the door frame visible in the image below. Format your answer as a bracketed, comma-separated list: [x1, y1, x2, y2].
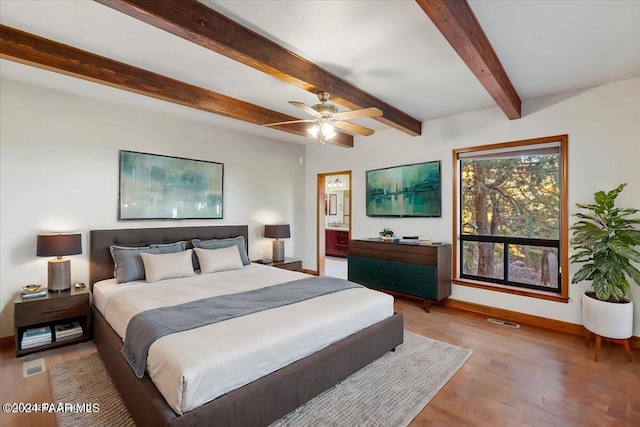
[317, 170, 352, 276]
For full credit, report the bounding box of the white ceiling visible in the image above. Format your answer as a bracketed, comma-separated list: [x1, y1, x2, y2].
[1, 0, 639, 145]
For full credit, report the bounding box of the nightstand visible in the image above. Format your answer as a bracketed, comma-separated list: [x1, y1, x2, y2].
[255, 258, 303, 272]
[14, 286, 91, 357]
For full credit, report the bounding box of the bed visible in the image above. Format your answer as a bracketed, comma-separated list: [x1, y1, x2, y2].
[89, 225, 404, 427]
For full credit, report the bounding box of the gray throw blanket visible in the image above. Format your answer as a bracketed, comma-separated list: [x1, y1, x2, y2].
[122, 276, 363, 378]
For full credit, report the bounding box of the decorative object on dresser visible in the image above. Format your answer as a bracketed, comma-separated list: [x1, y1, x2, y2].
[14, 286, 91, 357]
[348, 239, 452, 312]
[36, 233, 82, 292]
[326, 229, 350, 257]
[118, 150, 224, 220]
[264, 224, 291, 262]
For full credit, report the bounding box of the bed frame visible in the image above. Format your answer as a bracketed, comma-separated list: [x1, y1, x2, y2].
[89, 225, 404, 427]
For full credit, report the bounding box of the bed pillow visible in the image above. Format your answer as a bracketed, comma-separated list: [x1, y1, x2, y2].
[150, 241, 187, 253]
[110, 245, 156, 284]
[110, 242, 187, 283]
[192, 236, 250, 266]
[140, 249, 196, 283]
[194, 246, 244, 274]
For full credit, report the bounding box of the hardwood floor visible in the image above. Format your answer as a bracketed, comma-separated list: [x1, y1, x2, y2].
[1, 299, 638, 426]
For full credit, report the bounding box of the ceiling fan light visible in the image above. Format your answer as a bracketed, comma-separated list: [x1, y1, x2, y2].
[321, 122, 336, 140]
[308, 125, 319, 138]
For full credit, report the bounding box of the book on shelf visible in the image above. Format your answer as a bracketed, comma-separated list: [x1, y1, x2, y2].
[56, 332, 83, 342]
[22, 290, 47, 299]
[21, 334, 51, 345]
[54, 322, 83, 340]
[21, 326, 52, 348]
[21, 338, 51, 349]
[23, 326, 51, 338]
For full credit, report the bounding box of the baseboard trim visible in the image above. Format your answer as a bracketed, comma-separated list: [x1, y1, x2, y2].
[0, 335, 14, 348]
[441, 298, 640, 349]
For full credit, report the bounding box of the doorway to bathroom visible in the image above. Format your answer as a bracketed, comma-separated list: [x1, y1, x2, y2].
[317, 171, 351, 278]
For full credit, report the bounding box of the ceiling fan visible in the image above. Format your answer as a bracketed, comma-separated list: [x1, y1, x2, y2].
[263, 91, 383, 143]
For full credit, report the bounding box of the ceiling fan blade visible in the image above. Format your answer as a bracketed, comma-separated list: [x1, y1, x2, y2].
[289, 101, 322, 118]
[334, 120, 375, 136]
[263, 119, 314, 127]
[333, 107, 383, 121]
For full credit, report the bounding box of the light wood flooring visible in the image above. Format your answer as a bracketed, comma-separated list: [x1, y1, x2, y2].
[1, 299, 638, 426]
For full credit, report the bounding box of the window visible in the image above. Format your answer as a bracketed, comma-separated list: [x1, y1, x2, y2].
[453, 135, 569, 302]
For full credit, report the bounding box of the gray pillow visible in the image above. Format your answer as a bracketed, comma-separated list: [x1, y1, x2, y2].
[110, 242, 186, 283]
[192, 236, 250, 266]
[150, 241, 187, 253]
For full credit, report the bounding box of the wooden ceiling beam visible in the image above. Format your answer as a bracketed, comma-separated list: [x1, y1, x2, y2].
[415, 0, 521, 119]
[94, 0, 423, 136]
[0, 25, 353, 148]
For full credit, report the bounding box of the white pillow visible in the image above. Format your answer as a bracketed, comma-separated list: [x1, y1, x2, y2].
[194, 245, 244, 274]
[140, 249, 195, 283]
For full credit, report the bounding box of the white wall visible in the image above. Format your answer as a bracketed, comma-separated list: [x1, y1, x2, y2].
[0, 79, 305, 338]
[305, 77, 640, 335]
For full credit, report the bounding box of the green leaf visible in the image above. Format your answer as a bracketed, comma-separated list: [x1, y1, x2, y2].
[593, 191, 608, 207]
[611, 284, 624, 300]
[571, 264, 596, 283]
[623, 263, 640, 287]
[616, 230, 640, 245]
[608, 239, 640, 263]
[619, 277, 631, 296]
[593, 277, 610, 300]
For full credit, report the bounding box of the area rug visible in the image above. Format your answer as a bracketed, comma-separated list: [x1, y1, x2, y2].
[49, 331, 471, 427]
[49, 353, 135, 427]
[271, 331, 472, 426]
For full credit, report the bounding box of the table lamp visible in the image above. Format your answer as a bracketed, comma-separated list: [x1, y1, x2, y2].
[264, 224, 290, 262]
[37, 233, 82, 292]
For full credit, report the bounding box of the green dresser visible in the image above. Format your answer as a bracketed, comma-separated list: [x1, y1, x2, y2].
[348, 239, 451, 311]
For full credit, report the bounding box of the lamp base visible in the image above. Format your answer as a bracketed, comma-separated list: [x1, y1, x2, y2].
[272, 240, 285, 263]
[48, 258, 71, 292]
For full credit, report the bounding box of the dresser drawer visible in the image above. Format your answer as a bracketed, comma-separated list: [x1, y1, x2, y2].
[348, 256, 385, 274]
[348, 269, 391, 290]
[390, 276, 437, 299]
[387, 261, 435, 281]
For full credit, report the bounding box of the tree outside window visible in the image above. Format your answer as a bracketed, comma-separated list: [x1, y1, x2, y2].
[453, 135, 569, 301]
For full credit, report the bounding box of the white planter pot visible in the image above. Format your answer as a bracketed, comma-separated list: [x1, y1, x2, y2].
[582, 292, 633, 339]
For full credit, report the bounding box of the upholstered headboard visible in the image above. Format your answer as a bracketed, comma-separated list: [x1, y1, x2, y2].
[89, 225, 249, 288]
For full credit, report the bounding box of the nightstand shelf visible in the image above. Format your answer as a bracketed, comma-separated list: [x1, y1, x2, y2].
[14, 287, 91, 357]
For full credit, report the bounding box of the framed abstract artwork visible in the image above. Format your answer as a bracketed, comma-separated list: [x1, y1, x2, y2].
[118, 150, 224, 220]
[366, 161, 441, 217]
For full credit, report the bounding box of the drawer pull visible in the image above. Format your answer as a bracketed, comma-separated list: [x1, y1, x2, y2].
[42, 309, 68, 315]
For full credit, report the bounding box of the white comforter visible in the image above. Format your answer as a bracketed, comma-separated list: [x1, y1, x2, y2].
[94, 264, 394, 414]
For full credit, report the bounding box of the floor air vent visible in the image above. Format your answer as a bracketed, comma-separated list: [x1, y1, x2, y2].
[487, 318, 520, 328]
[23, 358, 46, 378]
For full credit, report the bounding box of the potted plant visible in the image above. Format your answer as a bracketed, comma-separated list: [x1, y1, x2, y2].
[570, 183, 640, 348]
[379, 228, 395, 241]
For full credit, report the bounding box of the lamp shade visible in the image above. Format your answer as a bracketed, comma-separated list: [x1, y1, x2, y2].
[264, 224, 290, 239]
[37, 233, 82, 257]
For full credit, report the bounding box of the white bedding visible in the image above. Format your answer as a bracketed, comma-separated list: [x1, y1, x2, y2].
[94, 264, 394, 414]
